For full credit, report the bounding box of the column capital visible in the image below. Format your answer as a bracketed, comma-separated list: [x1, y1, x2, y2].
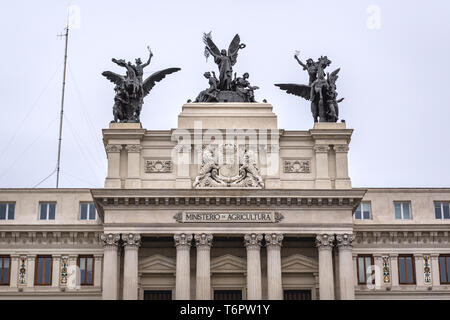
[125, 144, 142, 153]
[265, 233, 283, 248]
[122, 233, 141, 248]
[313, 144, 330, 153]
[315, 234, 335, 249]
[194, 233, 213, 248]
[174, 233, 193, 248]
[244, 233, 263, 249]
[334, 144, 349, 153]
[336, 233, 354, 249]
[105, 144, 122, 153]
[101, 233, 121, 248]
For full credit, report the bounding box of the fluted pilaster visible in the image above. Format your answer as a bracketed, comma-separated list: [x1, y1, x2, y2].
[315, 233, 335, 300]
[265, 233, 283, 300]
[244, 233, 263, 300]
[174, 233, 192, 300]
[195, 233, 213, 300]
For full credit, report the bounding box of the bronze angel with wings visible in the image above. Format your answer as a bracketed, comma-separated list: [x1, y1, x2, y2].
[203, 32, 246, 91]
[102, 46, 181, 123]
[275, 54, 344, 123]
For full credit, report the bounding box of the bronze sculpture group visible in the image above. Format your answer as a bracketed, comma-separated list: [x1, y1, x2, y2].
[102, 33, 344, 123]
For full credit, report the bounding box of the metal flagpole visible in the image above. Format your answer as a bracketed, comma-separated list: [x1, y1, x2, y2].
[56, 21, 69, 188]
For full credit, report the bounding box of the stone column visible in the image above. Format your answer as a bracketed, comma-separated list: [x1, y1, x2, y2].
[51, 255, 61, 287]
[244, 233, 263, 300]
[314, 145, 331, 189]
[27, 255, 36, 287]
[174, 233, 193, 300]
[125, 144, 142, 188]
[430, 254, 440, 287]
[94, 254, 103, 287]
[265, 234, 283, 300]
[390, 254, 399, 287]
[334, 144, 351, 189]
[414, 254, 425, 287]
[194, 233, 213, 300]
[122, 233, 141, 300]
[68, 255, 78, 288]
[9, 255, 19, 288]
[336, 234, 355, 300]
[105, 144, 122, 188]
[101, 233, 121, 300]
[315, 234, 335, 300]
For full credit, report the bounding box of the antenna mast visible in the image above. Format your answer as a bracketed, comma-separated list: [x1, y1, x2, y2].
[56, 21, 69, 188]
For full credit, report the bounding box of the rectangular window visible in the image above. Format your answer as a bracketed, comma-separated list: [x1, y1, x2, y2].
[439, 255, 450, 284]
[354, 202, 371, 220]
[398, 255, 415, 284]
[0, 203, 15, 220]
[39, 202, 56, 220]
[0, 256, 10, 285]
[394, 202, 411, 220]
[435, 202, 450, 220]
[357, 255, 375, 284]
[78, 256, 94, 285]
[35, 256, 52, 285]
[80, 202, 96, 220]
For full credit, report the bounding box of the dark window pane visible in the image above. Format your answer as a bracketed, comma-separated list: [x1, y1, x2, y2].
[355, 205, 361, 220]
[89, 204, 96, 220]
[358, 257, 365, 283]
[0, 204, 6, 220]
[399, 258, 406, 283]
[439, 257, 447, 283]
[363, 206, 370, 220]
[435, 203, 442, 219]
[443, 203, 450, 219]
[40, 203, 47, 220]
[394, 203, 402, 219]
[48, 203, 55, 220]
[80, 203, 87, 220]
[37, 258, 44, 284]
[403, 203, 411, 219]
[406, 258, 413, 283]
[446, 257, 450, 283]
[7, 203, 15, 220]
[3, 259, 9, 284]
[87, 258, 93, 284]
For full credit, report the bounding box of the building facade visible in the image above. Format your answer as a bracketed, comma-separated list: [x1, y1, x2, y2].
[0, 103, 449, 300]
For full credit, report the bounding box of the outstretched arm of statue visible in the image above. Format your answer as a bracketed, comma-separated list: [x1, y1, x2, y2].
[206, 46, 219, 58]
[294, 55, 307, 69]
[142, 46, 153, 68]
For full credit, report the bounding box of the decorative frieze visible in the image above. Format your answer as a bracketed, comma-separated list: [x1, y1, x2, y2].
[18, 256, 27, 285]
[283, 160, 310, 173]
[145, 160, 172, 173]
[382, 256, 391, 283]
[353, 231, 450, 246]
[101, 233, 121, 248]
[423, 255, 432, 284]
[60, 256, 69, 285]
[244, 233, 263, 249]
[315, 234, 334, 249]
[122, 233, 141, 247]
[194, 233, 213, 248]
[336, 233, 354, 249]
[265, 233, 283, 248]
[174, 233, 193, 248]
[105, 144, 122, 153]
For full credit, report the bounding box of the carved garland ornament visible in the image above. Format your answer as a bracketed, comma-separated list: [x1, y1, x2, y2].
[382, 256, 391, 283]
[18, 256, 27, 285]
[145, 160, 172, 173]
[283, 160, 310, 173]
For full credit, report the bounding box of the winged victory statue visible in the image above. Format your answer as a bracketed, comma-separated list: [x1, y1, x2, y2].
[275, 53, 344, 123]
[102, 46, 181, 123]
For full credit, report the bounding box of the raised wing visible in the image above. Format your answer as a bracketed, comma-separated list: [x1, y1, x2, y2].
[228, 34, 241, 65]
[274, 83, 311, 100]
[142, 68, 181, 96]
[328, 68, 340, 85]
[204, 36, 221, 57]
[101, 71, 125, 86]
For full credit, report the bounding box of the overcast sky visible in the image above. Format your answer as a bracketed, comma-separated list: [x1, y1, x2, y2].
[0, 0, 449, 189]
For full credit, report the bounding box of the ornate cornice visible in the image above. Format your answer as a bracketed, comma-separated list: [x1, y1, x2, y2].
[315, 234, 335, 249]
[101, 233, 121, 248]
[105, 144, 122, 153]
[194, 233, 213, 248]
[336, 233, 354, 249]
[244, 233, 263, 249]
[174, 233, 193, 248]
[265, 233, 283, 248]
[122, 233, 141, 247]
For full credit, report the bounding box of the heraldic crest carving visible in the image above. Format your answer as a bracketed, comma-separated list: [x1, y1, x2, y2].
[193, 144, 264, 188]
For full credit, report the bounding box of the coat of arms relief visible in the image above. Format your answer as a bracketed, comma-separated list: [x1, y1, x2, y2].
[193, 144, 264, 188]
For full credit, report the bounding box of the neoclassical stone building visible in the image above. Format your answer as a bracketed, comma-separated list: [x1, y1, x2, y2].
[0, 103, 449, 300]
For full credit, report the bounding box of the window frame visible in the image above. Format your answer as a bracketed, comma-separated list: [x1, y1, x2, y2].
[39, 202, 56, 221]
[0, 256, 11, 286]
[34, 255, 53, 286]
[439, 254, 450, 284]
[397, 255, 416, 285]
[393, 201, 412, 220]
[356, 254, 375, 285]
[354, 202, 372, 220]
[434, 201, 450, 220]
[77, 255, 95, 286]
[0, 202, 15, 220]
[79, 202, 97, 221]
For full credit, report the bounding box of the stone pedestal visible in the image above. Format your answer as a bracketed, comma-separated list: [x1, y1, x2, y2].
[316, 234, 335, 300]
[265, 234, 283, 300]
[101, 233, 120, 300]
[336, 234, 355, 300]
[244, 233, 263, 300]
[195, 233, 213, 300]
[174, 233, 192, 300]
[122, 233, 141, 300]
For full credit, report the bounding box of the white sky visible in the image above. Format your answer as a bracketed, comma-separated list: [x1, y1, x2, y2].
[0, 0, 449, 188]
